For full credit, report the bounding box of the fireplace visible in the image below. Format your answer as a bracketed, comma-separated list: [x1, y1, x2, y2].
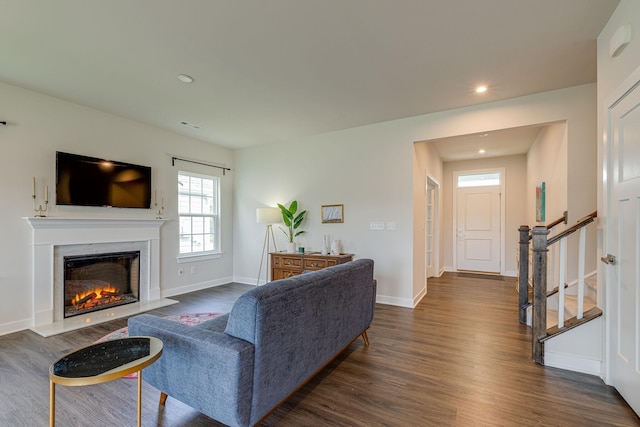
[63, 251, 140, 318]
[25, 217, 178, 337]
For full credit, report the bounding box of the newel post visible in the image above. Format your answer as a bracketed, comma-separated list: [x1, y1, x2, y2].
[531, 226, 549, 365]
[518, 225, 530, 324]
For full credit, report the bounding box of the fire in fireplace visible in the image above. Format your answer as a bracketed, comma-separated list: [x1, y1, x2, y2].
[64, 251, 140, 318]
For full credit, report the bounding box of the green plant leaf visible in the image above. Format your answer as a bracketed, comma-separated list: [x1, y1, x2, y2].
[278, 203, 293, 226]
[293, 211, 307, 229]
[277, 200, 304, 242]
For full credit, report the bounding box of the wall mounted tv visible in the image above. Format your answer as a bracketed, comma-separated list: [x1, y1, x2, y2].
[56, 151, 152, 208]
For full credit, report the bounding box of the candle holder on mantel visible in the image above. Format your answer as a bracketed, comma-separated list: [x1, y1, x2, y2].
[155, 197, 164, 219]
[32, 177, 49, 217]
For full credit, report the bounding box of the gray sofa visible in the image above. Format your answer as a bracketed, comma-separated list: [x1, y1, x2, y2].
[128, 258, 376, 426]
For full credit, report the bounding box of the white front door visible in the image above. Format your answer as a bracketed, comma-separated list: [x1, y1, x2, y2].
[456, 185, 501, 273]
[606, 76, 640, 414]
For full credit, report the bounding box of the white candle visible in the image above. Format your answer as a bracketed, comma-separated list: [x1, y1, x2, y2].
[32, 177, 36, 198]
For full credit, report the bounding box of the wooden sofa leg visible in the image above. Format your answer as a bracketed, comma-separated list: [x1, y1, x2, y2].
[361, 331, 370, 346]
[160, 392, 168, 406]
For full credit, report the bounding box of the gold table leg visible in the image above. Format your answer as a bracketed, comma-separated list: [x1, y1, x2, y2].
[137, 370, 142, 427]
[49, 380, 55, 427]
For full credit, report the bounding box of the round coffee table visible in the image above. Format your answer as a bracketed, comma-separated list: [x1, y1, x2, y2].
[49, 336, 163, 427]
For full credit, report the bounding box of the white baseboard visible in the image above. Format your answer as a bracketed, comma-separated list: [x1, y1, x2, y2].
[375, 295, 414, 308]
[0, 318, 32, 337]
[162, 276, 235, 298]
[413, 286, 427, 307]
[233, 275, 261, 286]
[544, 351, 602, 377]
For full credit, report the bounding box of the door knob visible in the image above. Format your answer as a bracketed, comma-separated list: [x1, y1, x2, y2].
[600, 254, 616, 265]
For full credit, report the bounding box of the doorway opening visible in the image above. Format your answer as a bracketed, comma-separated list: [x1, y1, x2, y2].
[426, 176, 440, 278]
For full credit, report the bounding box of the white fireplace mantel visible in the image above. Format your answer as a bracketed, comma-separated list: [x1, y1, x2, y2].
[24, 217, 177, 336]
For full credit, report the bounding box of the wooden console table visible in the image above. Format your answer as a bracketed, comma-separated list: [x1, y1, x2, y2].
[270, 251, 354, 280]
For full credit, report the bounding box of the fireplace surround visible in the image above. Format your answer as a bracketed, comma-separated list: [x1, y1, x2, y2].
[25, 217, 177, 336]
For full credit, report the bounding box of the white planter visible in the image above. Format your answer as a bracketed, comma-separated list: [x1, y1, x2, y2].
[286, 242, 297, 253]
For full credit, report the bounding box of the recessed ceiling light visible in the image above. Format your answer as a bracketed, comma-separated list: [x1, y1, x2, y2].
[478, 149, 486, 154]
[475, 85, 488, 93]
[178, 74, 194, 83]
[479, 133, 489, 137]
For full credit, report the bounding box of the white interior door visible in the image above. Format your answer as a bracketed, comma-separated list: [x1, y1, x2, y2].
[426, 181, 435, 278]
[607, 78, 640, 414]
[456, 185, 501, 273]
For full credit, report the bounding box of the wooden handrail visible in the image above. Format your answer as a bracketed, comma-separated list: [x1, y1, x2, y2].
[547, 211, 597, 246]
[526, 211, 569, 241]
[546, 210, 568, 230]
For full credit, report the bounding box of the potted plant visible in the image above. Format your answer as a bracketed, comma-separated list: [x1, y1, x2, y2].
[278, 200, 307, 252]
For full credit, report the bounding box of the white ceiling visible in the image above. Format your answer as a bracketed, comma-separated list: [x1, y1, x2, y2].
[425, 125, 546, 162]
[0, 1, 618, 150]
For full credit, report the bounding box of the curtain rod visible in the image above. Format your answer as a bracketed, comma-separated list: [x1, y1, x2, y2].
[171, 156, 231, 175]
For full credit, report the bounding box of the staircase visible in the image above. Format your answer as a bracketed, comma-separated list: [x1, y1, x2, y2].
[518, 211, 602, 365]
[526, 273, 598, 328]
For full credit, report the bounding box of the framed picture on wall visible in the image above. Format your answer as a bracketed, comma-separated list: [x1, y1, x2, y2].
[536, 182, 546, 222]
[321, 204, 344, 223]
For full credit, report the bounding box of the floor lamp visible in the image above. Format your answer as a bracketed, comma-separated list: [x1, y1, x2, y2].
[256, 207, 281, 285]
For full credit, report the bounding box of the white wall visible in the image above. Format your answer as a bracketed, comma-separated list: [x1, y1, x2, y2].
[526, 122, 568, 226]
[234, 84, 598, 307]
[0, 82, 235, 335]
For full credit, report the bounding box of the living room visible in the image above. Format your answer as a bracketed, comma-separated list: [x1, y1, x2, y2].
[0, 68, 597, 336]
[2, 0, 640, 423]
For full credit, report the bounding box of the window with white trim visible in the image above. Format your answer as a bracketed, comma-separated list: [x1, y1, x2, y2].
[178, 171, 220, 255]
[457, 172, 501, 188]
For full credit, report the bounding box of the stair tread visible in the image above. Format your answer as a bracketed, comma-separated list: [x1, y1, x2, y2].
[541, 307, 603, 342]
[563, 295, 596, 316]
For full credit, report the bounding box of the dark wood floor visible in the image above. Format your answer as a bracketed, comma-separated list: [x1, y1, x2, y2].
[1, 274, 638, 426]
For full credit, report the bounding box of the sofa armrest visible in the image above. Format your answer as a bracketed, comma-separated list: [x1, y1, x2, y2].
[128, 314, 254, 427]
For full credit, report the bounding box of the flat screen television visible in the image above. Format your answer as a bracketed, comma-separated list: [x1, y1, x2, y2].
[56, 151, 152, 208]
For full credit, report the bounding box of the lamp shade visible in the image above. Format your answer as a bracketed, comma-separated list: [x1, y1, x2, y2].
[256, 207, 281, 224]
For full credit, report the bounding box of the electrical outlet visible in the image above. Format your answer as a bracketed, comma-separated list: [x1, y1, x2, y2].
[370, 221, 385, 231]
[387, 221, 396, 231]
[190, 266, 197, 274]
[178, 268, 184, 276]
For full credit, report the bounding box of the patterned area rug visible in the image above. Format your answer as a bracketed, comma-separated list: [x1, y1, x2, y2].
[95, 312, 222, 378]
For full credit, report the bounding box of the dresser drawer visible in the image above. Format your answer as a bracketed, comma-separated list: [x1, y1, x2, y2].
[279, 257, 302, 268]
[272, 268, 300, 280]
[304, 258, 328, 270]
